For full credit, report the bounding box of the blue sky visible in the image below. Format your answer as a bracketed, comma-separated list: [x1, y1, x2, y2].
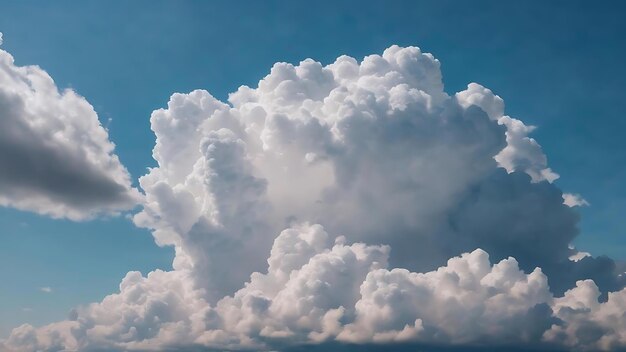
[1, 0, 625, 343]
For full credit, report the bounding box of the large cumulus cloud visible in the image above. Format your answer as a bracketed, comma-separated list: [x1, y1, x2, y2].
[3, 45, 626, 351]
[0, 37, 140, 219]
[134, 44, 621, 296]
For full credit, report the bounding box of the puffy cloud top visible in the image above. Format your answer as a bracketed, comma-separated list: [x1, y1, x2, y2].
[0, 44, 140, 220]
[3, 45, 625, 351]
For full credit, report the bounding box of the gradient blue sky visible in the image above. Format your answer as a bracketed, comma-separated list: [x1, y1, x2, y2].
[1, 0, 625, 338]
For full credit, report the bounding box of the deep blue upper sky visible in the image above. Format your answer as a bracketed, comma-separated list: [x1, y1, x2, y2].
[0, 0, 625, 337]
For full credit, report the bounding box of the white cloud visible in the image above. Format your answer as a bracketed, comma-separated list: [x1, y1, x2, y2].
[544, 280, 626, 351]
[39, 287, 52, 293]
[338, 248, 553, 345]
[0, 42, 140, 220]
[0, 224, 603, 351]
[0, 225, 555, 351]
[563, 193, 590, 207]
[3, 45, 624, 351]
[134, 44, 617, 299]
[456, 83, 559, 183]
[568, 244, 592, 262]
[569, 252, 592, 262]
[2, 225, 625, 351]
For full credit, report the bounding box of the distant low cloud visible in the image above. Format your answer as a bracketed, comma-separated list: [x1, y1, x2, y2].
[39, 287, 52, 293]
[2, 45, 624, 351]
[0, 40, 140, 220]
